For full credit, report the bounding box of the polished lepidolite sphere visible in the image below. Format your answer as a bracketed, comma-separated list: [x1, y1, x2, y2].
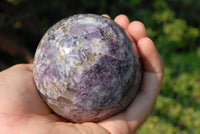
[33, 14, 142, 123]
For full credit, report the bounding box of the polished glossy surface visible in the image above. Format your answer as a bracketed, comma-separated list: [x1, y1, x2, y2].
[33, 14, 142, 122]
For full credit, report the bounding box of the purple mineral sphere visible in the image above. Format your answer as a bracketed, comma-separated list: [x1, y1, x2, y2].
[33, 14, 142, 123]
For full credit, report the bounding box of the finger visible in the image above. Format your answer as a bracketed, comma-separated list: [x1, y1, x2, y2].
[138, 38, 164, 74]
[102, 14, 111, 19]
[124, 37, 164, 131]
[127, 21, 147, 42]
[114, 14, 130, 30]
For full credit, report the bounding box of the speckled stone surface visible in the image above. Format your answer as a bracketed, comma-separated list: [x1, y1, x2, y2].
[33, 14, 142, 123]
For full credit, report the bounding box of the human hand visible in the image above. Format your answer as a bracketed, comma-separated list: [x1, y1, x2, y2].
[0, 14, 164, 134]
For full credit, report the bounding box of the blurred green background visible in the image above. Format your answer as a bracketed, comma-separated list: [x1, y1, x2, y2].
[0, 0, 200, 133]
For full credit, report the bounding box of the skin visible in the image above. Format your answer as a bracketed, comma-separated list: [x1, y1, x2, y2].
[0, 14, 164, 134]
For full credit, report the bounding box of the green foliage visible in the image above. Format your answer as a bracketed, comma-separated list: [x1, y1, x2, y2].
[6, 0, 25, 6]
[139, 52, 200, 133]
[146, 0, 200, 54]
[1, 0, 200, 133]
